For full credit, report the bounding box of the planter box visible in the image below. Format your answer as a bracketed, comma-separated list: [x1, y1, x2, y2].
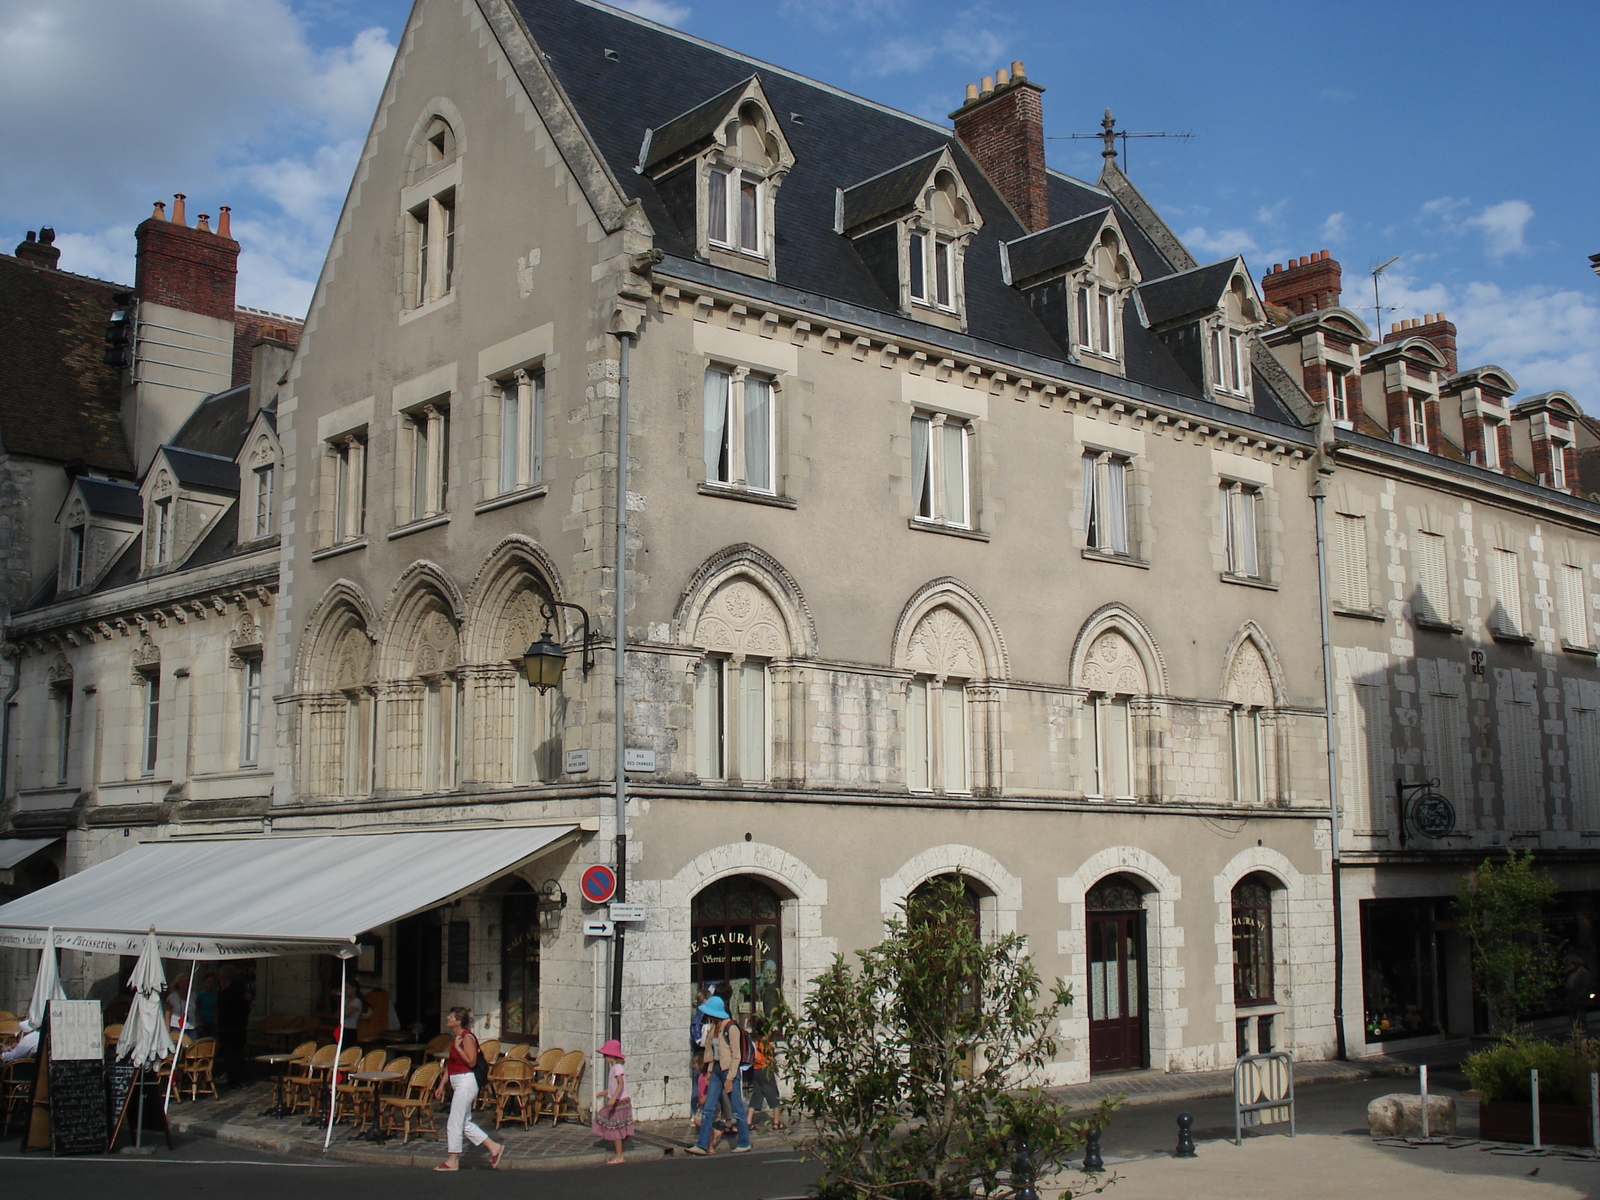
[1478, 1099, 1597, 1147]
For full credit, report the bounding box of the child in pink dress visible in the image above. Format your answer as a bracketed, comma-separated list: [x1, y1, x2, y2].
[591, 1039, 633, 1164]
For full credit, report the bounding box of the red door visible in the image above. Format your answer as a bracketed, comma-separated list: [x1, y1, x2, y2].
[1087, 910, 1147, 1073]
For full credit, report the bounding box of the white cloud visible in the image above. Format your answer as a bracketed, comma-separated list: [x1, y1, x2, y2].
[611, 0, 691, 27]
[1255, 200, 1288, 226]
[1320, 212, 1348, 242]
[1180, 226, 1259, 258]
[871, 25, 1007, 76]
[1418, 195, 1534, 259]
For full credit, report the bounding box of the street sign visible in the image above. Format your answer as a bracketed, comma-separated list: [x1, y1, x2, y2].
[1412, 792, 1457, 838]
[582, 919, 615, 938]
[564, 748, 590, 775]
[624, 748, 656, 772]
[609, 903, 646, 922]
[580, 863, 617, 905]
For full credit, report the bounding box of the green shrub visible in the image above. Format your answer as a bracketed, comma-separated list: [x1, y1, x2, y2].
[1463, 1034, 1599, 1105]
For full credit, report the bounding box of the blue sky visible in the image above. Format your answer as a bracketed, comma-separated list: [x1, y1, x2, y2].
[3, 0, 1595, 401]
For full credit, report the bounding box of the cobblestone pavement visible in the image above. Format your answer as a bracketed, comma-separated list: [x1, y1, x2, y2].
[163, 1082, 793, 1170]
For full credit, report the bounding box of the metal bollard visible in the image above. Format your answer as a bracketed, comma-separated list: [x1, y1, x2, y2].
[1419, 1063, 1430, 1140]
[1011, 1136, 1040, 1200]
[1083, 1125, 1104, 1174]
[1591, 1072, 1598, 1153]
[1530, 1068, 1542, 1151]
[1174, 1111, 1197, 1158]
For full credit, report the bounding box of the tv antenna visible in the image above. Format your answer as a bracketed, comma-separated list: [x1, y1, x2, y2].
[1369, 255, 1402, 340]
[1051, 109, 1193, 174]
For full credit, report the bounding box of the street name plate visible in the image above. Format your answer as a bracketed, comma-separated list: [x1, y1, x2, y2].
[623, 748, 656, 772]
[564, 748, 590, 775]
[609, 903, 646, 922]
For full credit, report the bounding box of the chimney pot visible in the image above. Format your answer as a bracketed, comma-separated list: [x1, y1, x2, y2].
[965, 82, 979, 102]
[217, 206, 232, 238]
[1011, 60, 1025, 78]
[171, 194, 187, 226]
[980, 75, 994, 95]
[196, 214, 211, 233]
[1320, 249, 1329, 260]
[995, 67, 1010, 86]
[951, 62, 1050, 233]
[13, 227, 62, 269]
[1272, 264, 1282, 273]
[151, 201, 167, 220]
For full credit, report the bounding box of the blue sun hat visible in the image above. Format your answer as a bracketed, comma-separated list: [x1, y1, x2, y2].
[698, 994, 730, 1020]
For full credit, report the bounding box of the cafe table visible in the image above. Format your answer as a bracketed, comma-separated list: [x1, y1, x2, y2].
[346, 1070, 406, 1140]
[253, 1053, 299, 1118]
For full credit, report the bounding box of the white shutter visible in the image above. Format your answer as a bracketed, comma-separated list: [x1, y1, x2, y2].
[694, 659, 723, 779]
[907, 679, 929, 791]
[1415, 532, 1449, 623]
[941, 682, 968, 794]
[1559, 564, 1588, 647]
[1492, 549, 1523, 635]
[1500, 699, 1540, 830]
[1336, 515, 1368, 609]
[1569, 707, 1600, 832]
[739, 660, 767, 782]
[1422, 690, 1464, 809]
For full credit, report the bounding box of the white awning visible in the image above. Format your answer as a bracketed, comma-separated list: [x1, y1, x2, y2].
[0, 837, 57, 871]
[0, 824, 577, 960]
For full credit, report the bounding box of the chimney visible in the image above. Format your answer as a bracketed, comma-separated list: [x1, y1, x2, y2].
[1261, 250, 1341, 317]
[248, 336, 297, 416]
[133, 193, 240, 320]
[13, 228, 61, 269]
[1384, 311, 1457, 374]
[950, 61, 1050, 234]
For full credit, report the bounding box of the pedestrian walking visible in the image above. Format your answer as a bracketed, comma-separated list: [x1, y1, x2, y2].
[686, 994, 750, 1155]
[216, 965, 253, 1089]
[591, 1038, 634, 1164]
[431, 1007, 506, 1172]
[745, 1013, 784, 1130]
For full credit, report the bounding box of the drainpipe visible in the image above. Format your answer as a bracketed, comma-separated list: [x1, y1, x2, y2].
[609, 330, 634, 1044]
[1311, 477, 1348, 1061]
[0, 646, 19, 808]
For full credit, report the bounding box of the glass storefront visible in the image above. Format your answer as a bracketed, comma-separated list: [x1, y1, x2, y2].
[500, 882, 541, 1043]
[690, 876, 783, 1019]
[1361, 897, 1446, 1041]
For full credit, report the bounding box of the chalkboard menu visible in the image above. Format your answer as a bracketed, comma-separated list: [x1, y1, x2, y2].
[49, 1059, 108, 1155]
[447, 920, 471, 984]
[106, 1062, 138, 1137]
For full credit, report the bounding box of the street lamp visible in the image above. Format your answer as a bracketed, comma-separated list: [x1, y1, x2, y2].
[514, 598, 596, 692]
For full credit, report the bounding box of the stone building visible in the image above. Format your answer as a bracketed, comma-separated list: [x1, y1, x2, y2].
[2, 0, 1594, 1111]
[1262, 254, 1600, 1050]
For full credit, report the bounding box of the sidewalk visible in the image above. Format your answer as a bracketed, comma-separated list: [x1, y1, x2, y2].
[162, 1051, 1416, 1170]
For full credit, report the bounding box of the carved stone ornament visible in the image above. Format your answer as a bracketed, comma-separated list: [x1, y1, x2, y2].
[905, 606, 983, 679]
[47, 653, 74, 684]
[412, 608, 460, 676]
[499, 588, 549, 660]
[1079, 630, 1147, 695]
[335, 625, 371, 690]
[693, 579, 788, 658]
[249, 436, 276, 466]
[151, 471, 174, 500]
[131, 634, 161, 678]
[1225, 640, 1274, 708]
[230, 612, 264, 653]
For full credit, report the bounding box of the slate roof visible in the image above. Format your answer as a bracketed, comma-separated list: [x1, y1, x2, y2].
[170, 384, 252, 460]
[76, 477, 143, 520]
[0, 253, 134, 475]
[510, 0, 1307, 428]
[1003, 209, 1110, 284]
[839, 148, 948, 234]
[1137, 259, 1242, 328]
[159, 445, 239, 492]
[642, 76, 752, 172]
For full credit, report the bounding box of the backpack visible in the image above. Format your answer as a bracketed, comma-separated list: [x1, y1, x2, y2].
[751, 1036, 772, 1071]
[733, 1021, 755, 1071]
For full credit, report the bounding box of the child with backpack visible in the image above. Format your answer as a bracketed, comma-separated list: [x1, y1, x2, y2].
[744, 1013, 784, 1130]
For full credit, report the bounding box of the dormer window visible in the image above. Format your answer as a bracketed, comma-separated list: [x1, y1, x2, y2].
[1408, 393, 1429, 447]
[640, 78, 794, 281]
[1005, 210, 1138, 370]
[1481, 419, 1501, 468]
[152, 497, 173, 565]
[1328, 367, 1350, 425]
[908, 232, 956, 312]
[68, 524, 86, 589]
[1550, 444, 1568, 490]
[1210, 328, 1246, 394]
[253, 464, 275, 538]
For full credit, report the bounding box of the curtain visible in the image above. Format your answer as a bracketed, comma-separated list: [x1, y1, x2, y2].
[739, 660, 767, 782]
[704, 369, 730, 483]
[1082, 454, 1098, 545]
[1105, 458, 1127, 554]
[500, 383, 520, 493]
[942, 422, 966, 525]
[906, 679, 929, 791]
[911, 416, 931, 518]
[941, 682, 967, 793]
[694, 659, 723, 779]
[1237, 490, 1258, 577]
[707, 169, 728, 244]
[744, 376, 772, 491]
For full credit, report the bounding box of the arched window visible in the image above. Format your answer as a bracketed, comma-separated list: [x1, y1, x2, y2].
[1225, 637, 1276, 806]
[691, 876, 784, 1019]
[1078, 629, 1149, 799]
[1231, 874, 1275, 1006]
[691, 578, 789, 783]
[903, 606, 985, 795]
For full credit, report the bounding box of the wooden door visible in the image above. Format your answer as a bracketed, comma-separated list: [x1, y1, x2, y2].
[1087, 910, 1147, 1073]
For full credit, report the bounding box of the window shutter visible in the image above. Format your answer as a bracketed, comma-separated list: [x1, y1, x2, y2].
[941, 682, 967, 793]
[1560, 564, 1588, 646]
[1336, 515, 1368, 609]
[1415, 532, 1448, 623]
[907, 679, 929, 791]
[1422, 690, 1463, 807]
[694, 660, 723, 779]
[1493, 548, 1522, 634]
[738, 660, 767, 782]
[1501, 697, 1540, 830]
[1570, 707, 1600, 831]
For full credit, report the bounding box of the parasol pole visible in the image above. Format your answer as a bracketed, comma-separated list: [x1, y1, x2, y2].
[323, 953, 349, 1151]
[162, 959, 198, 1114]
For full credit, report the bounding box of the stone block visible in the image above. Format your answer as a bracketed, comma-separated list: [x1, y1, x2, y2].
[1366, 1092, 1456, 1137]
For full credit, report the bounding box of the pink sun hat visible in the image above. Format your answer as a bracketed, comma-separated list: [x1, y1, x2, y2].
[599, 1038, 625, 1059]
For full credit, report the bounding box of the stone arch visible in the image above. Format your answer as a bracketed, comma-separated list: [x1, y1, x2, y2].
[1213, 847, 1323, 1061]
[403, 97, 465, 180]
[378, 562, 464, 679]
[892, 578, 1007, 680]
[1055, 846, 1186, 1082]
[1070, 604, 1165, 695]
[1221, 623, 1284, 708]
[675, 544, 815, 658]
[463, 537, 565, 663]
[880, 844, 1022, 935]
[297, 580, 378, 691]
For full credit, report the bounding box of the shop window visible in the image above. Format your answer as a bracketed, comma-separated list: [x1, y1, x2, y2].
[1231, 874, 1274, 1006]
[690, 876, 784, 1020]
[500, 881, 541, 1044]
[1360, 898, 1445, 1041]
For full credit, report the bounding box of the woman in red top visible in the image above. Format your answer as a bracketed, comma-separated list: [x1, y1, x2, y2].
[431, 1007, 505, 1171]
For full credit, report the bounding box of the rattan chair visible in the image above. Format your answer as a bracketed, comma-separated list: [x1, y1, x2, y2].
[529, 1046, 564, 1085]
[332, 1049, 390, 1124]
[425, 1034, 451, 1056]
[378, 1061, 442, 1144]
[490, 1059, 536, 1130]
[178, 1037, 219, 1101]
[102, 1023, 124, 1048]
[503, 1043, 531, 1061]
[285, 1044, 338, 1115]
[530, 1050, 584, 1124]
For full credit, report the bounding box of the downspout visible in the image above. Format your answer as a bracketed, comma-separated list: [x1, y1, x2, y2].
[1311, 476, 1348, 1061]
[609, 329, 633, 1044]
[0, 647, 19, 808]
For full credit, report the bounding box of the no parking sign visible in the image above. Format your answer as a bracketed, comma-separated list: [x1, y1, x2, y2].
[580, 864, 617, 905]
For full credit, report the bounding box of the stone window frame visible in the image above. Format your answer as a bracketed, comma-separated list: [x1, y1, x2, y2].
[325, 428, 369, 547]
[1077, 438, 1151, 567]
[1204, 273, 1263, 402]
[702, 363, 781, 499]
[674, 87, 794, 280]
[399, 108, 464, 321]
[910, 409, 975, 532]
[48, 660, 74, 787]
[898, 167, 981, 329]
[1070, 227, 1138, 371]
[490, 366, 547, 500]
[397, 397, 452, 527]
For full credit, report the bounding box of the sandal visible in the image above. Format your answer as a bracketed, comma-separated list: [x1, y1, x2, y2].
[489, 1146, 507, 1169]
[432, 1163, 458, 1172]
[685, 1145, 708, 1156]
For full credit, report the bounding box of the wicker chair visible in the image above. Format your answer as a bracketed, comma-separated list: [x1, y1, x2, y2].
[151, 1033, 193, 1095]
[503, 1043, 531, 1061]
[332, 1049, 390, 1124]
[530, 1050, 584, 1124]
[178, 1037, 220, 1101]
[491, 1059, 536, 1130]
[102, 1023, 124, 1049]
[470, 1039, 502, 1109]
[529, 1046, 564, 1085]
[284, 1044, 338, 1115]
[425, 1034, 451, 1056]
[378, 1061, 442, 1144]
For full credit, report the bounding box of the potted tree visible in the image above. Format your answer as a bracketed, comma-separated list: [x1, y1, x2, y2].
[1464, 1034, 1598, 1146]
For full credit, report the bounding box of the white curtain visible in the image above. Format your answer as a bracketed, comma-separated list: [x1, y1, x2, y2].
[941, 682, 968, 793]
[704, 369, 730, 483]
[739, 660, 767, 782]
[499, 383, 520, 492]
[911, 416, 931, 518]
[906, 679, 929, 791]
[1104, 458, 1128, 554]
[942, 423, 966, 526]
[1082, 454, 1098, 545]
[694, 659, 723, 779]
[743, 377, 772, 491]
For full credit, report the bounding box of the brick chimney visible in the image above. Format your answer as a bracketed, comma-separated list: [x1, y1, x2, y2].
[951, 62, 1050, 234]
[134, 193, 240, 320]
[1261, 250, 1340, 316]
[1384, 313, 1458, 375]
[13, 228, 60, 269]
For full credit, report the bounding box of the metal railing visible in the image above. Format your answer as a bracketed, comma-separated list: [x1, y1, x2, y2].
[1233, 1051, 1295, 1145]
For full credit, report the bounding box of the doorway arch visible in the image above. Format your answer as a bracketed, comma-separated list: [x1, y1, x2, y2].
[1085, 873, 1150, 1073]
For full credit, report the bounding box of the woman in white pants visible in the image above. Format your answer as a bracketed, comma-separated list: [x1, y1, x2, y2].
[432, 1007, 505, 1171]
